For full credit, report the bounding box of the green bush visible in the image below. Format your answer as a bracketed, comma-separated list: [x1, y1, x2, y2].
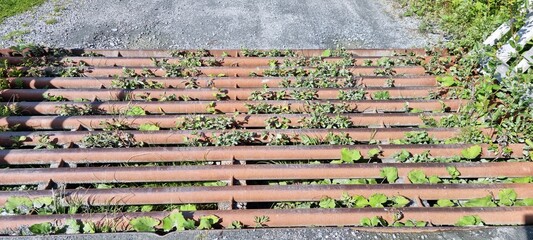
[399, 0, 526, 50]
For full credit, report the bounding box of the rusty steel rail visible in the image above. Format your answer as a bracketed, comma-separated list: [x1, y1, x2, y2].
[8, 99, 462, 115]
[2, 56, 436, 67]
[8, 76, 438, 89]
[1, 162, 529, 186]
[0, 128, 486, 147]
[69, 56, 431, 67]
[0, 184, 532, 207]
[0, 207, 529, 232]
[0, 87, 447, 101]
[0, 48, 434, 57]
[82, 66, 428, 77]
[0, 113, 450, 130]
[0, 144, 523, 165]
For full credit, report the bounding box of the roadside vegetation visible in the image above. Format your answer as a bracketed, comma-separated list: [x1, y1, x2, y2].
[400, 0, 525, 50]
[0, 0, 46, 24]
[400, 0, 532, 144]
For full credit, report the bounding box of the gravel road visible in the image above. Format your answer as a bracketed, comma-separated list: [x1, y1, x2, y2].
[0, 0, 441, 49]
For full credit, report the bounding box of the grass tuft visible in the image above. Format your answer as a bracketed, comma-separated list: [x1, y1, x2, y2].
[0, 0, 46, 24]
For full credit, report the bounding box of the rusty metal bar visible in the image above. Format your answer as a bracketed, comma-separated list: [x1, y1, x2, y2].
[0, 207, 529, 232]
[8, 99, 462, 115]
[8, 76, 438, 89]
[0, 127, 481, 147]
[0, 184, 531, 207]
[0, 144, 523, 165]
[0, 162, 529, 185]
[61, 56, 436, 67]
[82, 66, 428, 77]
[0, 113, 450, 130]
[2, 56, 444, 67]
[0, 87, 443, 101]
[0, 48, 432, 57]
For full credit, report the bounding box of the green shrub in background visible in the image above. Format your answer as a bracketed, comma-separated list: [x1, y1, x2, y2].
[399, 0, 526, 51]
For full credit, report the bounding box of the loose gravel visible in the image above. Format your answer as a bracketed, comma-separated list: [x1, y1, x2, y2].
[6, 227, 532, 240]
[0, 0, 441, 49]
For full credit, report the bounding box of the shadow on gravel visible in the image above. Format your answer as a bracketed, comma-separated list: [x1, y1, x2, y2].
[527, 215, 533, 240]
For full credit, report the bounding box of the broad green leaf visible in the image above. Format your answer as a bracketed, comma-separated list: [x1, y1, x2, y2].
[515, 198, 533, 206]
[340, 192, 353, 202]
[12, 136, 27, 142]
[404, 220, 427, 227]
[429, 175, 442, 184]
[139, 123, 159, 131]
[368, 193, 388, 207]
[182, 218, 197, 230]
[353, 195, 369, 208]
[125, 106, 146, 116]
[129, 216, 159, 232]
[511, 177, 532, 183]
[319, 179, 332, 185]
[498, 189, 517, 206]
[203, 181, 227, 186]
[436, 76, 456, 87]
[32, 197, 54, 209]
[64, 219, 81, 234]
[162, 211, 195, 232]
[463, 195, 496, 207]
[5, 196, 33, 214]
[340, 148, 362, 163]
[141, 205, 153, 212]
[330, 159, 343, 164]
[29, 222, 53, 235]
[446, 166, 461, 179]
[68, 205, 79, 215]
[526, 139, 533, 148]
[366, 178, 378, 184]
[322, 49, 332, 57]
[380, 167, 398, 183]
[392, 222, 404, 227]
[367, 148, 381, 158]
[197, 215, 220, 230]
[461, 145, 482, 159]
[179, 204, 197, 211]
[227, 220, 243, 229]
[82, 221, 96, 234]
[415, 221, 427, 227]
[408, 170, 428, 184]
[319, 197, 336, 209]
[361, 216, 387, 227]
[394, 149, 412, 162]
[410, 108, 424, 113]
[456, 215, 484, 226]
[360, 217, 372, 227]
[370, 216, 387, 227]
[436, 199, 455, 207]
[393, 195, 410, 207]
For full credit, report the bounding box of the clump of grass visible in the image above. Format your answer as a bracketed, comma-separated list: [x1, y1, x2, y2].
[0, 0, 46, 24]
[2, 30, 30, 41]
[44, 18, 57, 25]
